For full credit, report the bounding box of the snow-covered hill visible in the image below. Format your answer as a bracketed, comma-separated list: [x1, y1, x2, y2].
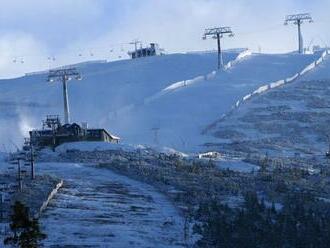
[204, 53, 330, 159]
[114, 52, 323, 151]
[0, 49, 324, 152]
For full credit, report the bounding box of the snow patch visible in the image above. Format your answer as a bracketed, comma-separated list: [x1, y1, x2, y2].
[55, 141, 143, 153]
[224, 49, 252, 70]
[270, 80, 285, 89]
[216, 160, 260, 173]
[243, 93, 252, 101]
[161, 49, 252, 94]
[233, 50, 329, 111]
[285, 73, 299, 83]
[153, 146, 189, 157]
[253, 85, 269, 95]
[55, 141, 188, 157]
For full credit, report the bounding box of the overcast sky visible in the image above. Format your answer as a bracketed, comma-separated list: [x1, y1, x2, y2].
[0, 0, 329, 78]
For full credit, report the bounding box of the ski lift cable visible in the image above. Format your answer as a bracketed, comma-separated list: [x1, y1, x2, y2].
[8, 23, 280, 62]
[6, 19, 326, 65]
[9, 40, 131, 62]
[237, 24, 285, 36]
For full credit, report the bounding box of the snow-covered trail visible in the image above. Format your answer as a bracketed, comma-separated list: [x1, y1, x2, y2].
[38, 163, 185, 247]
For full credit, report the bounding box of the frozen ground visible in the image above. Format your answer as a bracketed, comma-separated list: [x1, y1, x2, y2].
[55, 141, 188, 157]
[204, 55, 330, 160]
[0, 50, 321, 152]
[0, 153, 6, 173]
[54, 141, 256, 173]
[37, 162, 185, 247]
[0, 159, 61, 246]
[216, 160, 260, 173]
[55, 141, 145, 153]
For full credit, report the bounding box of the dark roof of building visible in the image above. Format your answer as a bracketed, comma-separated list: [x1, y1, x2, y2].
[31, 126, 120, 140]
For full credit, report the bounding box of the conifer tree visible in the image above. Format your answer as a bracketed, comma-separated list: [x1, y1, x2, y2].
[4, 201, 47, 248]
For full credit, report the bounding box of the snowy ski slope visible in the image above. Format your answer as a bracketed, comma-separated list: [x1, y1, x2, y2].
[203, 53, 330, 158]
[0, 50, 239, 148]
[0, 49, 323, 152]
[109, 52, 323, 151]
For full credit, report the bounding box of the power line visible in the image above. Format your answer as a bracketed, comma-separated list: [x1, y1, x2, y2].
[3, 18, 327, 68]
[238, 24, 285, 36]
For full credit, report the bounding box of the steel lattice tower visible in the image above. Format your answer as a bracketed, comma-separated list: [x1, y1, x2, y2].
[284, 13, 313, 54]
[47, 68, 82, 124]
[203, 27, 234, 70]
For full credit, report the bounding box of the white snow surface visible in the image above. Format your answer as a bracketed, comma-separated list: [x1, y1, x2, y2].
[0, 49, 323, 152]
[37, 162, 185, 247]
[116, 52, 322, 152]
[204, 52, 330, 158]
[55, 141, 144, 153]
[55, 141, 189, 157]
[216, 160, 260, 173]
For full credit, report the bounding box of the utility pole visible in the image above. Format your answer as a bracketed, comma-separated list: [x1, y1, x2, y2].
[23, 138, 35, 180]
[16, 157, 23, 192]
[284, 13, 313, 54]
[47, 68, 82, 124]
[30, 144, 35, 180]
[203, 27, 234, 70]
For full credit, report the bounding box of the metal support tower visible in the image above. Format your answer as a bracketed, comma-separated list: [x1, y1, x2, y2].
[47, 68, 82, 124]
[30, 145, 35, 180]
[129, 39, 142, 55]
[203, 27, 234, 70]
[284, 13, 313, 54]
[17, 158, 23, 192]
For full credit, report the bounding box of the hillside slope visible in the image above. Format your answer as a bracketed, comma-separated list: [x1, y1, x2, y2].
[109, 52, 322, 151]
[204, 54, 330, 159]
[0, 51, 237, 148]
[0, 50, 322, 152]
